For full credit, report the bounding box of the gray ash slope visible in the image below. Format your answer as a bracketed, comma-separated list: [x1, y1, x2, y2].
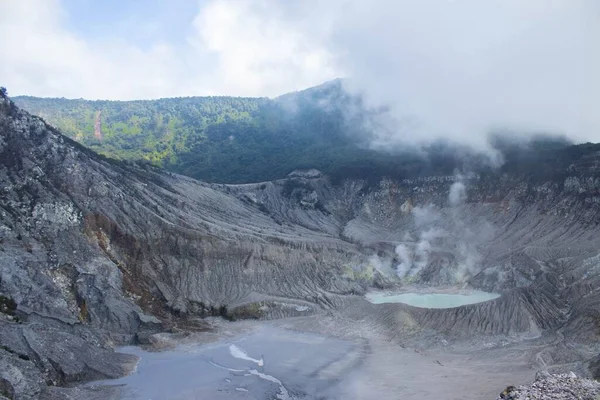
[1, 92, 600, 398]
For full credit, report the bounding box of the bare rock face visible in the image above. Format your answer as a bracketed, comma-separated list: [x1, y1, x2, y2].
[2, 93, 600, 397]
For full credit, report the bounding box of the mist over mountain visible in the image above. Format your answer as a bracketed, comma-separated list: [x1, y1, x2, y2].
[13, 80, 593, 186]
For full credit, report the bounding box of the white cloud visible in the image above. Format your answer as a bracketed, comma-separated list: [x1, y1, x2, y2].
[0, 0, 185, 99]
[329, 0, 600, 148]
[0, 0, 338, 99]
[190, 0, 337, 97]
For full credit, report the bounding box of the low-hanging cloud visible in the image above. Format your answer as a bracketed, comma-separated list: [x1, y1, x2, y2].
[243, 0, 600, 150]
[201, 0, 600, 150]
[329, 0, 600, 150]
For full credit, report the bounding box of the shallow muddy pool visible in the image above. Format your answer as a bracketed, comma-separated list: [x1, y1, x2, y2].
[365, 290, 500, 308]
[85, 326, 363, 399]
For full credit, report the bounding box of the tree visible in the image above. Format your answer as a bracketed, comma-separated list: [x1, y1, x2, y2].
[0, 87, 7, 98]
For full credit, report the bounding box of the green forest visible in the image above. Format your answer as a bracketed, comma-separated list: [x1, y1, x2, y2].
[15, 81, 387, 183]
[13, 80, 591, 185]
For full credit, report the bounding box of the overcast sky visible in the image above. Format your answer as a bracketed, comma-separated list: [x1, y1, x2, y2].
[1, 0, 599, 147]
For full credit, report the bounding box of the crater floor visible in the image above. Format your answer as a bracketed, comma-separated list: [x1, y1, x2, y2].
[85, 318, 535, 400]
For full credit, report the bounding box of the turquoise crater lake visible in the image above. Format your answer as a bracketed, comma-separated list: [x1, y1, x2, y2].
[365, 290, 501, 308]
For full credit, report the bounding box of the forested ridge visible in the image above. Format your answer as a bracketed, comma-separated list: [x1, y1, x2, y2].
[15, 80, 377, 183]
[13, 80, 598, 185]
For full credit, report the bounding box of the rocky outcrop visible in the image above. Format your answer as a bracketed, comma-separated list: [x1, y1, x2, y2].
[588, 354, 600, 380]
[2, 92, 600, 397]
[496, 372, 600, 399]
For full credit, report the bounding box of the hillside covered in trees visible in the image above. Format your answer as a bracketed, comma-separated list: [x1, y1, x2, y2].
[13, 80, 593, 185]
[14, 81, 370, 183]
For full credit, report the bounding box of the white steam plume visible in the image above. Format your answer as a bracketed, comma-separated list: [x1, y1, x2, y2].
[394, 244, 412, 278]
[394, 176, 493, 284]
[448, 181, 467, 207]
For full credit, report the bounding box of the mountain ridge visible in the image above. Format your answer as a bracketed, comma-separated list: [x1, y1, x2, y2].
[16, 82, 599, 186]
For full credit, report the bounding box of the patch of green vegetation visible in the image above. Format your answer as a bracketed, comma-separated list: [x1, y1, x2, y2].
[188, 300, 229, 318]
[186, 301, 265, 321]
[226, 303, 264, 321]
